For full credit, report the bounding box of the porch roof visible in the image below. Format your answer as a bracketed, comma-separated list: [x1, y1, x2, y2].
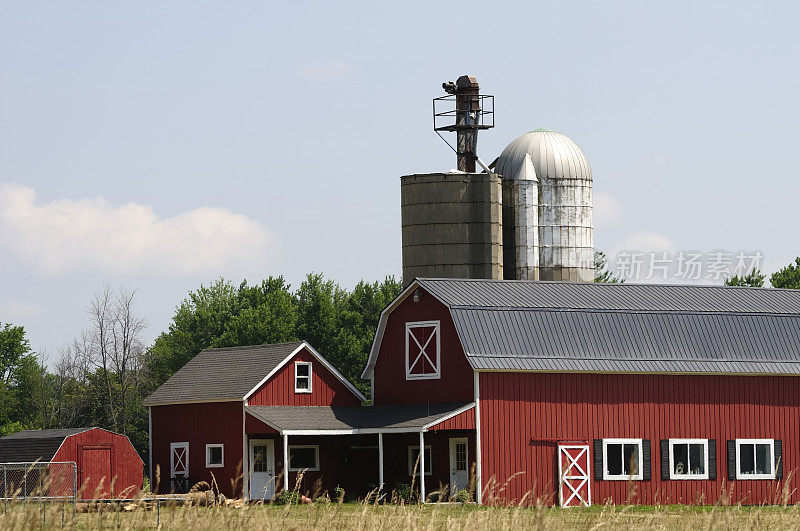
[245, 402, 473, 434]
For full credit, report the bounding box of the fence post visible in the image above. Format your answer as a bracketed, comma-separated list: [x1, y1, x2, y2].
[157, 498, 160, 527]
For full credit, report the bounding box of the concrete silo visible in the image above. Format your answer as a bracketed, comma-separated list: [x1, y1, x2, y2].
[495, 129, 594, 282]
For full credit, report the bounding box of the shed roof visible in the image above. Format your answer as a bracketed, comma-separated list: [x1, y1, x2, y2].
[245, 402, 473, 433]
[0, 428, 92, 463]
[362, 279, 800, 377]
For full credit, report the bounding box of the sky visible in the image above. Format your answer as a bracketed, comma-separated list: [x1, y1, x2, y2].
[1, 1, 799, 357]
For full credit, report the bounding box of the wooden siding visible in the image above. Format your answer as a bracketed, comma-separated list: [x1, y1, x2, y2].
[478, 372, 800, 505]
[428, 408, 476, 431]
[247, 347, 362, 406]
[150, 402, 243, 497]
[52, 428, 143, 499]
[373, 287, 474, 405]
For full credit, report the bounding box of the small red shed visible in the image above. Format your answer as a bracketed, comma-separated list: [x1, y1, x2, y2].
[0, 427, 143, 499]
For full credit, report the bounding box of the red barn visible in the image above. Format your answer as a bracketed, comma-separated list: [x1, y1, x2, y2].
[0, 427, 143, 499]
[147, 279, 800, 506]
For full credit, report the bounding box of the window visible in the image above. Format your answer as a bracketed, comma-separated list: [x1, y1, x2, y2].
[408, 445, 432, 476]
[603, 439, 643, 480]
[405, 321, 440, 380]
[669, 439, 708, 480]
[288, 445, 319, 471]
[294, 361, 312, 393]
[736, 439, 775, 480]
[205, 444, 224, 468]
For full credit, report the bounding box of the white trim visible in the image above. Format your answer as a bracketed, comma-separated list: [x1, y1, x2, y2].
[558, 444, 591, 507]
[242, 405, 248, 499]
[283, 429, 358, 436]
[378, 433, 384, 489]
[408, 443, 432, 476]
[421, 402, 475, 430]
[735, 438, 776, 480]
[668, 438, 709, 480]
[474, 372, 482, 504]
[602, 438, 643, 481]
[418, 433, 426, 502]
[294, 361, 313, 394]
[405, 320, 441, 380]
[148, 407, 153, 493]
[282, 434, 289, 491]
[205, 443, 224, 468]
[243, 342, 367, 403]
[170, 442, 189, 478]
[288, 444, 320, 472]
[465, 368, 800, 377]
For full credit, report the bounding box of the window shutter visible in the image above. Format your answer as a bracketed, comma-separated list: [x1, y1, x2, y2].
[775, 439, 783, 479]
[727, 440, 736, 480]
[642, 439, 651, 480]
[593, 439, 603, 480]
[660, 440, 670, 480]
[708, 439, 716, 480]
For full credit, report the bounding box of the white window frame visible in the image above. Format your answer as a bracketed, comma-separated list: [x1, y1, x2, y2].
[205, 443, 224, 468]
[735, 438, 775, 480]
[288, 444, 320, 472]
[407, 445, 432, 476]
[668, 438, 709, 480]
[602, 438, 643, 481]
[294, 361, 313, 394]
[405, 321, 441, 381]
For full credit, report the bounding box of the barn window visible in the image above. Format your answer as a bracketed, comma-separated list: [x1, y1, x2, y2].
[408, 445, 432, 476]
[668, 439, 708, 479]
[205, 444, 224, 468]
[602, 439, 643, 480]
[405, 321, 441, 380]
[288, 445, 319, 471]
[294, 362, 313, 393]
[735, 439, 775, 479]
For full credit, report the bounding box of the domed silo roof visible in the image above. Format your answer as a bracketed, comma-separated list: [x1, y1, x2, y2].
[495, 129, 592, 181]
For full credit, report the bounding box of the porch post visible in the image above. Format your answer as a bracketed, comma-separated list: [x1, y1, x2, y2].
[419, 431, 426, 503]
[282, 433, 289, 492]
[378, 432, 384, 490]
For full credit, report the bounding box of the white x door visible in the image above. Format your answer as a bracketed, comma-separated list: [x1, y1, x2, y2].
[558, 443, 591, 507]
[449, 437, 469, 496]
[249, 439, 275, 500]
[170, 442, 189, 491]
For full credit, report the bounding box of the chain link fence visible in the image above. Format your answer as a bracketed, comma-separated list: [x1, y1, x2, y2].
[0, 462, 77, 502]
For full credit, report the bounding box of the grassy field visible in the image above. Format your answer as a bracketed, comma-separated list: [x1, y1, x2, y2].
[2, 501, 800, 530]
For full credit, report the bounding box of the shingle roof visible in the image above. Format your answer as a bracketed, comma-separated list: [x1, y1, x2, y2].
[363, 279, 800, 377]
[246, 402, 472, 432]
[0, 428, 91, 463]
[143, 342, 305, 405]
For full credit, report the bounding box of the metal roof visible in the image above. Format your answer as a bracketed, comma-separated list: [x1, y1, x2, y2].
[144, 342, 305, 405]
[245, 402, 473, 433]
[0, 428, 91, 463]
[362, 279, 800, 378]
[494, 130, 592, 181]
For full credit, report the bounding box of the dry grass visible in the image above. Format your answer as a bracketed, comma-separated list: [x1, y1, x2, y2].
[2, 500, 800, 530]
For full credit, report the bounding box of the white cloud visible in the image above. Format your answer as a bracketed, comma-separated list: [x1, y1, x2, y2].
[608, 231, 678, 257]
[593, 190, 624, 229]
[0, 183, 277, 276]
[297, 60, 354, 81]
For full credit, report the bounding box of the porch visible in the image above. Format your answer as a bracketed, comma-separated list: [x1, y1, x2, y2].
[243, 402, 476, 502]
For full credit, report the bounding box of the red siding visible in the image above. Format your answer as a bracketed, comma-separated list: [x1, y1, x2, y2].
[429, 408, 476, 431]
[150, 401, 244, 497]
[479, 372, 800, 505]
[52, 428, 143, 499]
[373, 287, 474, 405]
[247, 347, 361, 406]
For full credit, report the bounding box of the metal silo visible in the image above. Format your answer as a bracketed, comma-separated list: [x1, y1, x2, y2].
[495, 129, 594, 282]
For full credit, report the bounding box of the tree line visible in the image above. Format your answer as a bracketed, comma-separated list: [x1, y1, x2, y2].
[2, 256, 799, 461]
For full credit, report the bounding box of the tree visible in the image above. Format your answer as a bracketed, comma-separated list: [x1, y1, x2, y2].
[725, 267, 766, 287]
[594, 251, 623, 283]
[770, 257, 800, 289]
[0, 323, 30, 384]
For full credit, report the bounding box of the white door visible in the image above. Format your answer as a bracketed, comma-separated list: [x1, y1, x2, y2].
[249, 439, 275, 500]
[170, 442, 189, 491]
[558, 443, 591, 508]
[449, 437, 469, 496]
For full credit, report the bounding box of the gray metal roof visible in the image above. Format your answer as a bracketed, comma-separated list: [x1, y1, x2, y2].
[0, 428, 91, 463]
[143, 342, 305, 405]
[363, 279, 800, 377]
[495, 130, 592, 181]
[246, 402, 473, 433]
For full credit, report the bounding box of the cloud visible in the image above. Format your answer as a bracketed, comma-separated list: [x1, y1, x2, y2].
[0, 183, 277, 277]
[593, 190, 624, 229]
[297, 60, 354, 81]
[608, 231, 679, 257]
